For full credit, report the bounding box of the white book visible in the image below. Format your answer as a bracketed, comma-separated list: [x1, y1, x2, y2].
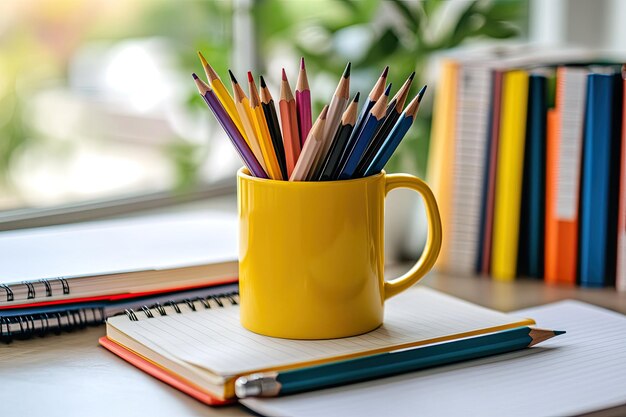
[0, 211, 238, 307]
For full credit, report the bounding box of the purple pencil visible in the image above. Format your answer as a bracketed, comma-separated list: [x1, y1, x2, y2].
[295, 57, 312, 147]
[193, 73, 268, 178]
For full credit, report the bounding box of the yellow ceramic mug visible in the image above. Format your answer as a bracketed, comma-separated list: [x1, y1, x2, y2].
[238, 168, 442, 339]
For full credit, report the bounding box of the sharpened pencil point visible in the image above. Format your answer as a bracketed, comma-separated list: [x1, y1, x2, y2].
[259, 75, 267, 88]
[384, 83, 392, 96]
[282, 68, 287, 81]
[192, 73, 199, 80]
[354, 92, 360, 102]
[320, 105, 329, 119]
[381, 66, 389, 78]
[247, 71, 254, 83]
[343, 62, 351, 78]
[228, 70, 238, 84]
[554, 330, 566, 336]
[417, 85, 427, 102]
[197, 51, 208, 66]
[408, 71, 416, 81]
[300, 57, 305, 70]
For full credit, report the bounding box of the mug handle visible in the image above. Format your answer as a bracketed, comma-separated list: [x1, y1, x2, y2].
[383, 173, 442, 300]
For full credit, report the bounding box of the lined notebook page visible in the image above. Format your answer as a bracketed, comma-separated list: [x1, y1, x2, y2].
[108, 287, 532, 376]
[242, 301, 626, 417]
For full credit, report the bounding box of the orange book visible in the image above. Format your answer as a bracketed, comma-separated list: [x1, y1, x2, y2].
[544, 67, 588, 285]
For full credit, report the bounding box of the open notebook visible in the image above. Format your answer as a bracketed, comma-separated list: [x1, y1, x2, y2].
[0, 211, 237, 309]
[101, 287, 535, 403]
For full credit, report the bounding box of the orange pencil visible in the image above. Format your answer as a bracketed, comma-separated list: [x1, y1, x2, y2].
[290, 106, 328, 181]
[279, 69, 301, 177]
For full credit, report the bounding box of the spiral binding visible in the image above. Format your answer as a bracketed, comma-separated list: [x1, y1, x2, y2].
[0, 307, 105, 343]
[0, 278, 71, 303]
[123, 291, 239, 321]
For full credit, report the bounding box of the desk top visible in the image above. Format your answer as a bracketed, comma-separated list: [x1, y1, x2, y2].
[1, 268, 625, 417]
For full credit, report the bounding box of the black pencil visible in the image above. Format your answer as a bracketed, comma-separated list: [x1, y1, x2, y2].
[318, 93, 360, 181]
[356, 72, 414, 176]
[260, 76, 288, 180]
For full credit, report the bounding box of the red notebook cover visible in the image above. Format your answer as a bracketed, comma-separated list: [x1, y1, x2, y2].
[99, 336, 233, 406]
[0, 277, 237, 310]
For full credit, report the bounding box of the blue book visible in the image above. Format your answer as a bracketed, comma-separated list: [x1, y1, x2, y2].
[517, 74, 548, 278]
[579, 73, 623, 287]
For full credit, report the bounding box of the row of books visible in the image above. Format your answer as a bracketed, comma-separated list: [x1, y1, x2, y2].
[428, 46, 626, 289]
[0, 211, 239, 342]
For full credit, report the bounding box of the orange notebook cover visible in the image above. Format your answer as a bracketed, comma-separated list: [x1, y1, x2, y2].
[544, 67, 587, 285]
[99, 336, 233, 406]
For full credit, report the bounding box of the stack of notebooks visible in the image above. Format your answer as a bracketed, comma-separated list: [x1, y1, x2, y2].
[100, 286, 555, 405]
[0, 211, 238, 342]
[428, 45, 626, 289]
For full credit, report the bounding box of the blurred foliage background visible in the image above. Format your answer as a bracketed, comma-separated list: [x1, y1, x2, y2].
[0, 0, 527, 209]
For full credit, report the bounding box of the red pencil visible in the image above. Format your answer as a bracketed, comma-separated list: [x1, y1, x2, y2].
[279, 69, 301, 176]
[296, 57, 312, 147]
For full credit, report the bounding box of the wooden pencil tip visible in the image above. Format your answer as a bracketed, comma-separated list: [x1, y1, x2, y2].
[282, 68, 287, 81]
[197, 51, 208, 66]
[554, 330, 566, 336]
[417, 85, 427, 102]
[381, 66, 389, 78]
[320, 105, 329, 119]
[384, 83, 392, 96]
[343, 62, 351, 78]
[259, 75, 267, 88]
[228, 70, 238, 84]
[192, 73, 199, 80]
[300, 57, 305, 70]
[354, 92, 360, 102]
[408, 71, 416, 81]
[247, 71, 254, 83]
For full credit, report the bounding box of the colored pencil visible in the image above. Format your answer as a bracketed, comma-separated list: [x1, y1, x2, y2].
[296, 57, 312, 147]
[228, 70, 268, 174]
[337, 84, 390, 179]
[235, 327, 565, 398]
[279, 69, 301, 177]
[356, 72, 414, 176]
[197, 52, 247, 144]
[318, 93, 360, 181]
[363, 86, 426, 177]
[192, 73, 267, 179]
[248, 72, 282, 180]
[335, 66, 388, 176]
[290, 106, 329, 181]
[260, 75, 288, 180]
[310, 62, 351, 178]
[352, 66, 389, 145]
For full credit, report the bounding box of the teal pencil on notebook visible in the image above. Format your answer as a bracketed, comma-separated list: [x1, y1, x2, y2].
[234, 326, 564, 398]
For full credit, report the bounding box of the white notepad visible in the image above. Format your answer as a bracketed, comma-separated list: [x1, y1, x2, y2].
[241, 301, 626, 417]
[105, 287, 534, 399]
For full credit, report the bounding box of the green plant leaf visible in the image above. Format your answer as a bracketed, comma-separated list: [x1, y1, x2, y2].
[477, 20, 519, 38]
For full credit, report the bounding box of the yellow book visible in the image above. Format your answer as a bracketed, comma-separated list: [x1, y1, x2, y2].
[427, 60, 458, 271]
[491, 70, 529, 280]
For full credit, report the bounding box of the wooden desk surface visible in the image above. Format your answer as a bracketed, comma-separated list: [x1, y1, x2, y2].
[1, 268, 624, 417]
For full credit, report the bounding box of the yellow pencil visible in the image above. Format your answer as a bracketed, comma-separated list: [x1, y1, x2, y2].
[228, 70, 268, 174]
[197, 51, 248, 144]
[248, 72, 282, 180]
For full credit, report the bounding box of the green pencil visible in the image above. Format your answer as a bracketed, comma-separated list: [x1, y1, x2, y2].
[234, 327, 564, 398]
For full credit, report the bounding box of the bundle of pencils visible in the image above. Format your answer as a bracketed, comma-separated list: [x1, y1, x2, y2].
[193, 53, 426, 181]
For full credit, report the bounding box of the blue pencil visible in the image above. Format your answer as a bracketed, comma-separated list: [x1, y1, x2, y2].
[234, 326, 564, 398]
[337, 84, 390, 179]
[363, 86, 426, 177]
